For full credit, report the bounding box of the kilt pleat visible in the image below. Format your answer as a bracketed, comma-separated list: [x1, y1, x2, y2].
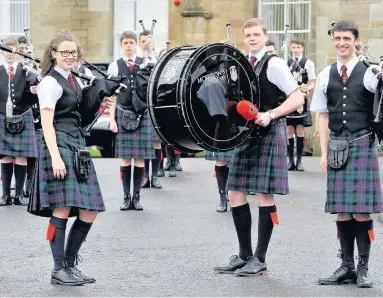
[0, 109, 38, 158]
[326, 129, 383, 214]
[227, 119, 289, 194]
[115, 106, 155, 159]
[205, 150, 233, 162]
[28, 131, 105, 218]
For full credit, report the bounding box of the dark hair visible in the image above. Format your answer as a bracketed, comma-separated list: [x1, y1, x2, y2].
[41, 29, 78, 75]
[120, 30, 137, 43]
[243, 18, 267, 35]
[18, 36, 27, 44]
[265, 40, 275, 47]
[139, 30, 150, 40]
[332, 20, 359, 39]
[290, 38, 305, 47]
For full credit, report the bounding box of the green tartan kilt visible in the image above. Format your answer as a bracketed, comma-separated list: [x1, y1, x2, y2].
[28, 131, 105, 218]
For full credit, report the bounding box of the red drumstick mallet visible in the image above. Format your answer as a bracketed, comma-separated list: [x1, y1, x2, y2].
[236, 100, 259, 120]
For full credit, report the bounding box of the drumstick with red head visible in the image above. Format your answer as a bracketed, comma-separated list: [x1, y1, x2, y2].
[226, 100, 259, 122]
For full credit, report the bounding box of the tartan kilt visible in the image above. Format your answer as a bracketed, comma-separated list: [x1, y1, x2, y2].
[0, 109, 38, 158]
[227, 119, 289, 194]
[150, 122, 161, 142]
[326, 128, 383, 214]
[115, 106, 155, 159]
[205, 150, 233, 163]
[28, 131, 105, 218]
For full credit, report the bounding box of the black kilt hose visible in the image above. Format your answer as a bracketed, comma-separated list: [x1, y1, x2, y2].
[326, 128, 383, 214]
[28, 131, 105, 218]
[115, 106, 155, 159]
[227, 119, 289, 194]
[0, 109, 38, 158]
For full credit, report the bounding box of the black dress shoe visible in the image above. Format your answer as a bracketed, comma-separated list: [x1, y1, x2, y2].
[288, 162, 296, 171]
[50, 268, 85, 286]
[130, 194, 143, 211]
[169, 168, 177, 177]
[214, 255, 248, 274]
[175, 162, 183, 171]
[0, 195, 12, 206]
[295, 162, 305, 171]
[164, 162, 170, 171]
[120, 194, 131, 211]
[356, 256, 373, 288]
[317, 265, 357, 285]
[157, 168, 165, 177]
[68, 267, 96, 284]
[141, 177, 150, 188]
[216, 192, 227, 213]
[234, 256, 267, 276]
[151, 177, 162, 189]
[13, 195, 28, 206]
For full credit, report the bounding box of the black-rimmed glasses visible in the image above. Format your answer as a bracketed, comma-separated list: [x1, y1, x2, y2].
[55, 50, 79, 58]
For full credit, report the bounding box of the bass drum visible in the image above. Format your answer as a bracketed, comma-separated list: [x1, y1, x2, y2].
[148, 43, 258, 153]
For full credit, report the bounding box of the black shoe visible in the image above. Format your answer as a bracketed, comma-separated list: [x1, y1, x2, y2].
[357, 255, 373, 288]
[151, 177, 162, 189]
[157, 168, 165, 177]
[288, 162, 296, 171]
[214, 255, 248, 274]
[318, 265, 357, 285]
[164, 162, 170, 171]
[295, 161, 304, 171]
[68, 267, 96, 284]
[141, 177, 150, 188]
[175, 162, 183, 171]
[234, 256, 267, 276]
[247, 192, 256, 195]
[0, 195, 12, 206]
[120, 193, 131, 211]
[216, 192, 227, 213]
[13, 195, 28, 206]
[50, 268, 85, 286]
[169, 169, 177, 177]
[130, 194, 143, 211]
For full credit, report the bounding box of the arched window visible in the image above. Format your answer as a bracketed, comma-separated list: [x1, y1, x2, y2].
[259, 0, 311, 58]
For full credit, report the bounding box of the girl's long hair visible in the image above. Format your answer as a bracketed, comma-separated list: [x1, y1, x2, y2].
[40, 29, 78, 76]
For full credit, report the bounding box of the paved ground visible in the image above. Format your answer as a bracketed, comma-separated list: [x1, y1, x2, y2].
[0, 157, 383, 297]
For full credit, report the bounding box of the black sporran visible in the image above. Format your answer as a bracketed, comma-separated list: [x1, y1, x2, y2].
[121, 110, 141, 131]
[5, 115, 24, 134]
[74, 149, 91, 181]
[327, 140, 349, 170]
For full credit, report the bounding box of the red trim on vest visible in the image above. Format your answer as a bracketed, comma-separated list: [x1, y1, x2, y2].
[46, 224, 56, 241]
[270, 212, 279, 225]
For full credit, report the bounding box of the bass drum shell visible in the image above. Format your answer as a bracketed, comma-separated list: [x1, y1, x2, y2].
[148, 43, 258, 153]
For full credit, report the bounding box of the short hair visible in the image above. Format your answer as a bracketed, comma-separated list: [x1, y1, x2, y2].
[290, 38, 305, 47]
[120, 31, 137, 43]
[243, 18, 267, 35]
[18, 36, 27, 44]
[139, 30, 150, 40]
[332, 20, 359, 39]
[1, 36, 18, 47]
[265, 40, 275, 47]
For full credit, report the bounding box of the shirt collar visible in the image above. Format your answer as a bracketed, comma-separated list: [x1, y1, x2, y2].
[123, 55, 136, 63]
[3, 60, 18, 71]
[250, 47, 267, 62]
[54, 65, 71, 79]
[294, 55, 303, 61]
[336, 54, 359, 74]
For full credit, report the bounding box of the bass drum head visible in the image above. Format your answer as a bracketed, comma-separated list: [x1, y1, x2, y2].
[179, 43, 258, 152]
[148, 44, 258, 153]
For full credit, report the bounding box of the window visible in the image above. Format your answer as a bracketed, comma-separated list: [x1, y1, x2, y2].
[113, 0, 169, 60]
[259, 0, 311, 57]
[0, 0, 30, 40]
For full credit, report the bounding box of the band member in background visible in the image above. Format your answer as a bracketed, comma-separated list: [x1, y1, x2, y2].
[0, 36, 38, 206]
[214, 18, 304, 276]
[28, 30, 111, 285]
[311, 20, 382, 288]
[138, 31, 162, 189]
[108, 30, 154, 211]
[265, 40, 277, 55]
[73, 47, 93, 87]
[286, 38, 316, 171]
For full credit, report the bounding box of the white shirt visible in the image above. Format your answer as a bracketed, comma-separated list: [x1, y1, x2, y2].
[250, 47, 299, 96]
[3, 60, 19, 75]
[290, 55, 316, 81]
[37, 66, 71, 111]
[107, 55, 137, 77]
[310, 55, 379, 113]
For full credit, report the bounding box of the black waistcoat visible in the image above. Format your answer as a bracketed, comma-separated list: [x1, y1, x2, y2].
[0, 64, 32, 115]
[116, 57, 143, 110]
[327, 61, 374, 134]
[257, 54, 287, 112]
[47, 69, 84, 137]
